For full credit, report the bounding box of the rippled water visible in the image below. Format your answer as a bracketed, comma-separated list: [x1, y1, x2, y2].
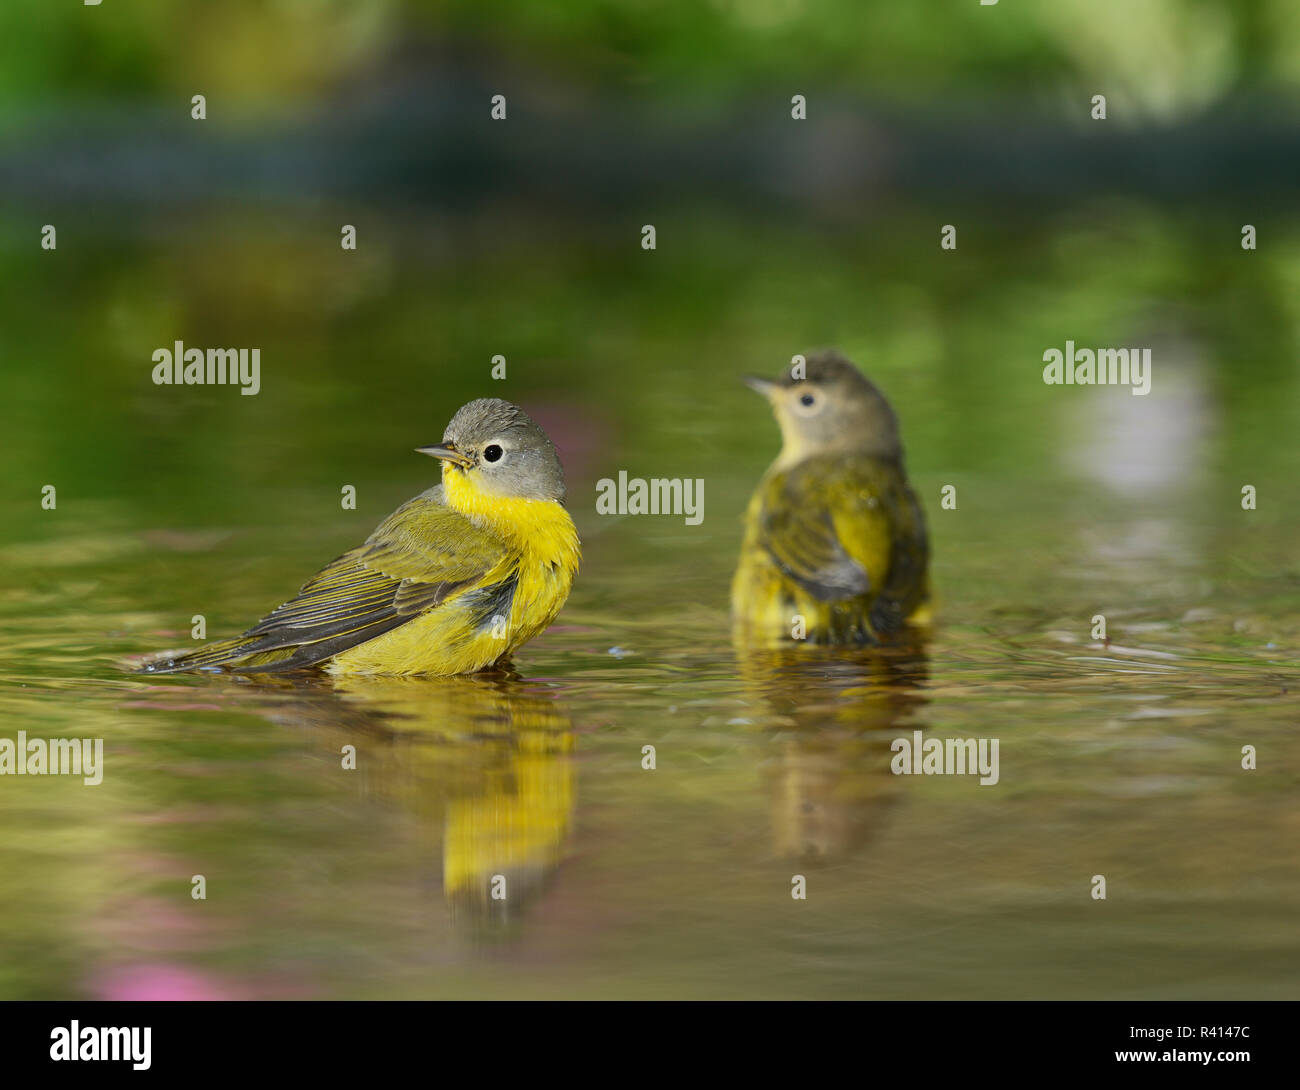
[2, 208, 1298, 998]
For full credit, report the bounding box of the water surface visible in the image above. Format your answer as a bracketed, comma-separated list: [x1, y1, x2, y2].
[2, 206, 1298, 999]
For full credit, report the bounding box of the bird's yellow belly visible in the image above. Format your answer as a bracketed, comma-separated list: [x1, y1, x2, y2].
[731, 534, 929, 646]
[326, 559, 573, 676]
[732, 550, 860, 644]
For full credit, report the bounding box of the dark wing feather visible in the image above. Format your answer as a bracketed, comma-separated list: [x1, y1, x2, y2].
[757, 456, 896, 602]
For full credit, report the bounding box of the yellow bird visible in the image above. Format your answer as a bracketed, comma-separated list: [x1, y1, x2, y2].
[140, 398, 580, 676]
[732, 351, 929, 645]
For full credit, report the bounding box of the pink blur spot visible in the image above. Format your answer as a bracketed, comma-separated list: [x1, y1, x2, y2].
[90, 963, 239, 1002]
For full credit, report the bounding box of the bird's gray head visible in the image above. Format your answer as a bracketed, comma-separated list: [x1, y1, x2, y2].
[418, 398, 566, 502]
[744, 350, 903, 464]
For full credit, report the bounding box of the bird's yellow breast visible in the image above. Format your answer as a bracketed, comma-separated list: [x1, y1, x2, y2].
[327, 470, 580, 676]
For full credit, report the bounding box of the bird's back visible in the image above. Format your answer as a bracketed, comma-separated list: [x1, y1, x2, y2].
[732, 452, 929, 644]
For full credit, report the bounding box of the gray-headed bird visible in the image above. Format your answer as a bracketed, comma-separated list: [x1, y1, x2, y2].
[140, 398, 580, 676]
[732, 351, 929, 645]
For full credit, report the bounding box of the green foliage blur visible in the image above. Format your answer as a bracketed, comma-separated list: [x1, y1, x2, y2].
[3, 0, 1299, 114]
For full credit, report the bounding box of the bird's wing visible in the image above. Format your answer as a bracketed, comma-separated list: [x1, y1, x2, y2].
[758, 457, 898, 602]
[155, 487, 508, 672]
[866, 470, 929, 629]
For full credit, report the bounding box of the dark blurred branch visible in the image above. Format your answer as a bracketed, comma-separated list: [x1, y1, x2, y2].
[3, 64, 1298, 220]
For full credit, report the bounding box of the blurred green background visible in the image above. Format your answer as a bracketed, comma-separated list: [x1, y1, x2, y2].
[0, 1, 1298, 1000]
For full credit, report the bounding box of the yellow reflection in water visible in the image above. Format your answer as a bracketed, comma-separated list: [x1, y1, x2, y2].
[733, 639, 929, 865]
[165, 670, 576, 932]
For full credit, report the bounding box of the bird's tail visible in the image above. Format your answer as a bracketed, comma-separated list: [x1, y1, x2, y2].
[136, 634, 281, 674]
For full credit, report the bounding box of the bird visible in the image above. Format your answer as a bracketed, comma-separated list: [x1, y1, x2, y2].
[138, 398, 581, 676]
[731, 351, 929, 645]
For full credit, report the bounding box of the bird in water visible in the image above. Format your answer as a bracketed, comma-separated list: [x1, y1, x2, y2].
[731, 351, 929, 645]
[139, 398, 580, 676]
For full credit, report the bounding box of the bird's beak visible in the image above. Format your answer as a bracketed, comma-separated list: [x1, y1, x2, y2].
[416, 441, 474, 469]
[743, 374, 777, 398]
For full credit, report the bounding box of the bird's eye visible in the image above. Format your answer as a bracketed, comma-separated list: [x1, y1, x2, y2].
[792, 387, 823, 416]
[482, 444, 504, 463]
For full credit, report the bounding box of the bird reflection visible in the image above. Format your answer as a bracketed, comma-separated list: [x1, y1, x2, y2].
[733, 638, 929, 865]
[195, 669, 576, 935]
